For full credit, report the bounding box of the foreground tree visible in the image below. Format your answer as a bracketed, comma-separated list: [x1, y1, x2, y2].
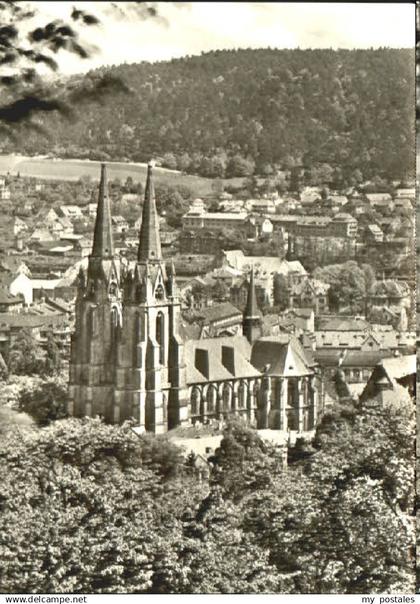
[0, 392, 414, 593]
[7, 329, 45, 375]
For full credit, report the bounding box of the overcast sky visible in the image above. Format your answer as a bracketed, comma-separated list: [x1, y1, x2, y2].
[30, 2, 414, 74]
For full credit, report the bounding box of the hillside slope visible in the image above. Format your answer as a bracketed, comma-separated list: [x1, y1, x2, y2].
[4, 48, 415, 181]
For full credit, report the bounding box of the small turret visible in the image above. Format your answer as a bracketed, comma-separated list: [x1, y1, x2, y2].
[243, 266, 262, 344]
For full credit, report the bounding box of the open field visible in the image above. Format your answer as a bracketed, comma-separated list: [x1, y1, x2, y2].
[0, 155, 244, 197]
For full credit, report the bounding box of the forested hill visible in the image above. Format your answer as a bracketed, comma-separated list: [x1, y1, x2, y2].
[11, 48, 415, 180]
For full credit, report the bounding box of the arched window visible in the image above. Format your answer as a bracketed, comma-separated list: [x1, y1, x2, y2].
[111, 306, 120, 328]
[222, 383, 231, 411]
[89, 307, 97, 336]
[156, 312, 165, 365]
[238, 381, 247, 408]
[109, 281, 118, 297]
[191, 387, 200, 416]
[287, 379, 296, 408]
[207, 386, 217, 414]
[155, 284, 165, 301]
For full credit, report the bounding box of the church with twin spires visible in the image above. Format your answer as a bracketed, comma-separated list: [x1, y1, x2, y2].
[69, 162, 322, 434]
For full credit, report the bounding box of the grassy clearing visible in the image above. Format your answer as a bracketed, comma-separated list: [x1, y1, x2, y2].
[0, 155, 247, 197]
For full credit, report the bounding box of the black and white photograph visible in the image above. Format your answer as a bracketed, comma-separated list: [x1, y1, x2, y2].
[0, 1, 416, 598]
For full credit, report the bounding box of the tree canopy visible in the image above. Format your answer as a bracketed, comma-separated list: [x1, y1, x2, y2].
[0, 390, 414, 594]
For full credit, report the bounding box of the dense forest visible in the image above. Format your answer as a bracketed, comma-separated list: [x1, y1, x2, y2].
[3, 48, 414, 182]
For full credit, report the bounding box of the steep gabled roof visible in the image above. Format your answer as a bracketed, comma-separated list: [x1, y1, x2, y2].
[251, 335, 315, 376]
[193, 302, 242, 325]
[381, 355, 416, 380]
[185, 336, 259, 384]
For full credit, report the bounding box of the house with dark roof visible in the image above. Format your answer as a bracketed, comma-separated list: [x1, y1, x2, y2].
[302, 315, 415, 387]
[0, 272, 33, 305]
[365, 224, 384, 243]
[0, 310, 72, 362]
[278, 308, 315, 334]
[288, 277, 330, 314]
[366, 279, 412, 325]
[185, 302, 244, 339]
[365, 193, 393, 210]
[0, 290, 24, 313]
[359, 355, 415, 404]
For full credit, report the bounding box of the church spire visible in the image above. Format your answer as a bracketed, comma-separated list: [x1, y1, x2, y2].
[138, 161, 162, 263]
[244, 266, 259, 319]
[92, 163, 114, 258]
[243, 266, 261, 344]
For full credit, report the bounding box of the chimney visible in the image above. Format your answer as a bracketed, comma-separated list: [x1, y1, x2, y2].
[221, 345, 235, 375]
[195, 348, 209, 379]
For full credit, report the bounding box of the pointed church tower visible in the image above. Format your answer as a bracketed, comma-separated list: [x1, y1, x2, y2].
[69, 164, 121, 421]
[114, 162, 189, 432]
[243, 266, 262, 344]
[137, 163, 162, 263]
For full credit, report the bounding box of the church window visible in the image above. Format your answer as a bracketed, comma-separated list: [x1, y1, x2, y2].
[191, 387, 200, 416]
[89, 307, 97, 336]
[111, 307, 119, 328]
[155, 284, 165, 300]
[156, 312, 165, 365]
[238, 381, 247, 408]
[109, 282, 117, 297]
[207, 386, 217, 413]
[222, 383, 231, 411]
[287, 379, 297, 408]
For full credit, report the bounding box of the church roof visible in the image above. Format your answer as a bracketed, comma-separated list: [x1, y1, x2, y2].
[185, 336, 259, 384]
[251, 335, 315, 377]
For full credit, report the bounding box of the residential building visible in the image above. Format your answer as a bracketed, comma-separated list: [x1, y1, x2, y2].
[365, 224, 384, 243]
[60, 205, 84, 220]
[0, 185, 11, 200]
[359, 355, 415, 403]
[394, 188, 415, 199]
[182, 209, 248, 232]
[112, 215, 129, 234]
[367, 279, 411, 310]
[365, 193, 394, 212]
[185, 302, 244, 339]
[393, 198, 412, 213]
[247, 198, 277, 214]
[0, 272, 33, 305]
[0, 291, 24, 313]
[0, 310, 72, 362]
[289, 277, 330, 314]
